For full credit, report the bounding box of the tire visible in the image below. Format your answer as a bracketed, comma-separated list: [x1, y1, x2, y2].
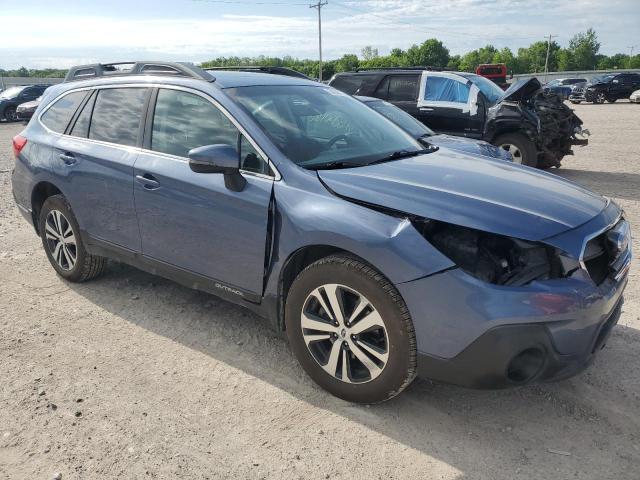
[285, 255, 417, 403]
[494, 133, 538, 168]
[569, 100, 581, 104]
[606, 98, 617, 103]
[3, 106, 17, 122]
[594, 92, 606, 104]
[38, 195, 107, 282]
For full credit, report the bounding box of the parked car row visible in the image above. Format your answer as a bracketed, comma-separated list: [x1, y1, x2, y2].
[329, 68, 588, 168]
[543, 77, 587, 100]
[0, 84, 48, 121]
[569, 72, 640, 104]
[10, 61, 630, 403]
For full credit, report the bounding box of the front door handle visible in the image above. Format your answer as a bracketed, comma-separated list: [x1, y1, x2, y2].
[59, 152, 76, 165]
[136, 174, 160, 190]
[420, 107, 434, 112]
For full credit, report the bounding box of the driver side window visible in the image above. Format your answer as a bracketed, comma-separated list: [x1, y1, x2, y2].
[151, 88, 269, 175]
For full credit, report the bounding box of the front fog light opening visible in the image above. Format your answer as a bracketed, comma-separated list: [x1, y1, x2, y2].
[506, 347, 545, 384]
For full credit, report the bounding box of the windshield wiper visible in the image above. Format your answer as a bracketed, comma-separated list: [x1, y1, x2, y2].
[306, 160, 363, 170]
[366, 148, 434, 166]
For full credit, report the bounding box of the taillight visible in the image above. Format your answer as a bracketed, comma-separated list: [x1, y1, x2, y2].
[12, 135, 27, 158]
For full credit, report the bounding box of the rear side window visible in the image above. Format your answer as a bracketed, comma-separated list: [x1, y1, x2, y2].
[424, 77, 470, 103]
[89, 88, 148, 147]
[387, 76, 419, 102]
[70, 92, 95, 138]
[40, 91, 87, 133]
[330, 75, 374, 95]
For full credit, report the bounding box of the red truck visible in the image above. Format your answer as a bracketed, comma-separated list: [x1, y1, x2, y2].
[476, 63, 509, 90]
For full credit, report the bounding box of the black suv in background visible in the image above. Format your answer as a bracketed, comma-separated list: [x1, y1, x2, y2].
[329, 69, 588, 168]
[570, 72, 640, 104]
[0, 84, 49, 121]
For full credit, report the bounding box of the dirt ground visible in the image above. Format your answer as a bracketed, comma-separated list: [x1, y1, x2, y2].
[1, 101, 639, 480]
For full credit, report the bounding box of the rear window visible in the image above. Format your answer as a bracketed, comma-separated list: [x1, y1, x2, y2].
[330, 75, 375, 95]
[89, 88, 149, 146]
[387, 76, 419, 102]
[40, 91, 87, 133]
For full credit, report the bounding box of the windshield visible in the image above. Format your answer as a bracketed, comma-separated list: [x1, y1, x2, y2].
[365, 100, 434, 138]
[227, 85, 423, 169]
[461, 74, 504, 104]
[591, 75, 615, 84]
[546, 79, 561, 87]
[0, 86, 26, 99]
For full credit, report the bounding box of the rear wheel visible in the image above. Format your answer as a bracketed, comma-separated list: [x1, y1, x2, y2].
[285, 255, 417, 403]
[3, 106, 17, 122]
[495, 133, 538, 168]
[39, 195, 107, 282]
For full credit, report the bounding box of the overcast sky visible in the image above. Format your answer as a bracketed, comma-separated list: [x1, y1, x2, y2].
[0, 0, 638, 69]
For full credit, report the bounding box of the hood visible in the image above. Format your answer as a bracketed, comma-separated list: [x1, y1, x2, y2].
[501, 78, 542, 102]
[425, 134, 512, 161]
[318, 150, 606, 241]
[18, 100, 39, 109]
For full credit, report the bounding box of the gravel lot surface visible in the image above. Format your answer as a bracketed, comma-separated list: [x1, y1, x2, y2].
[1, 102, 639, 480]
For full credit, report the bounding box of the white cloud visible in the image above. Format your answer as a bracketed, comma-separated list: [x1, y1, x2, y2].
[0, 0, 637, 69]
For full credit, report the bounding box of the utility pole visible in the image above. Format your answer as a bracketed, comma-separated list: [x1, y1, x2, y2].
[628, 45, 638, 69]
[544, 34, 557, 81]
[310, 1, 328, 82]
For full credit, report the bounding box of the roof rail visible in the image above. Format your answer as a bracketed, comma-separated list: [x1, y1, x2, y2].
[63, 61, 216, 83]
[352, 66, 448, 72]
[203, 65, 310, 80]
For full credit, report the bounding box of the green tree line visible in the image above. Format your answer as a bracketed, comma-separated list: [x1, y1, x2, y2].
[3, 28, 639, 81]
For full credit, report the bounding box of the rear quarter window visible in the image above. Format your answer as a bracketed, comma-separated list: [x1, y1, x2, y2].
[40, 91, 87, 133]
[89, 88, 149, 147]
[330, 75, 375, 95]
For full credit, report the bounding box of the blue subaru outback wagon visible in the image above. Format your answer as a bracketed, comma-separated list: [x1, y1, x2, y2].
[11, 62, 631, 403]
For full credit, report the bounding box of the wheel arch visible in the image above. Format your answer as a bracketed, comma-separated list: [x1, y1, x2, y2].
[31, 181, 64, 235]
[276, 245, 372, 331]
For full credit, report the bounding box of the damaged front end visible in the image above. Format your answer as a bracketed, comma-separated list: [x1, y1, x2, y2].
[412, 219, 579, 287]
[535, 91, 589, 168]
[487, 78, 589, 168]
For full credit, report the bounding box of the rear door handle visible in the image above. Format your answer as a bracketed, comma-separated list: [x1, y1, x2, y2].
[59, 152, 76, 165]
[136, 174, 160, 190]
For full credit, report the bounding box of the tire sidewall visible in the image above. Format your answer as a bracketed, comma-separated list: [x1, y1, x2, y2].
[285, 258, 415, 403]
[39, 195, 88, 281]
[495, 133, 538, 168]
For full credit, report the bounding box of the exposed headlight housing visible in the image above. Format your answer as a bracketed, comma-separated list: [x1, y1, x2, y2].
[412, 219, 578, 286]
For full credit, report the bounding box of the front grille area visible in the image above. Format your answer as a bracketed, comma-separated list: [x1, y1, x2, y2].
[583, 219, 631, 285]
[572, 87, 584, 94]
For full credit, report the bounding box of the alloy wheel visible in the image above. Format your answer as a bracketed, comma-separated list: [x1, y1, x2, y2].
[596, 93, 606, 104]
[301, 283, 389, 384]
[44, 210, 77, 270]
[500, 143, 523, 164]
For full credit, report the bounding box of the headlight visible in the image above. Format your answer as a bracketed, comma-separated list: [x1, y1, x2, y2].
[412, 219, 578, 286]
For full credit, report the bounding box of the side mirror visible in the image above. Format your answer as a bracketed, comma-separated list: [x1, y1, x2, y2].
[188, 144, 246, 192]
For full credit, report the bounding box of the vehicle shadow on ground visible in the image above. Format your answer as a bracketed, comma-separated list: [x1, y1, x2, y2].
[554, 169, 640, 201]
[66, 262, 640, 479]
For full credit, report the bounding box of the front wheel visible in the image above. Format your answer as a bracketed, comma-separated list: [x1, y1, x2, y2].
[570, 100, 581, 104]
[494, 133, 538, 168]
[594, 92, 606, 104]
[39, 195, 107, 282]
[606, 97, 617, 103]
[3, 106, 17, 122]
[285, 255, 417, 403]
